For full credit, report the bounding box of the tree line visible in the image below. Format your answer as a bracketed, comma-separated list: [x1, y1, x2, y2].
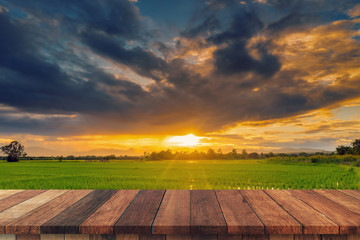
[142, 149, 332, 161]
[336, 139, 360, 155]
[1, 139, 360, 162]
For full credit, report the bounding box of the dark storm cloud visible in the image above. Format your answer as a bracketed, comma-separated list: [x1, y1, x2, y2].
[208, 11, 281, 76]
[3, 0, 143, 39]
[180, 14, 221, 39]
[0, 0, 360, 135]
[81, 31, 167, 81]
[0, 10, 145, 115]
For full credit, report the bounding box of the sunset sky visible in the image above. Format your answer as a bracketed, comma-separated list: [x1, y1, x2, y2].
[0, 0, 360, 156]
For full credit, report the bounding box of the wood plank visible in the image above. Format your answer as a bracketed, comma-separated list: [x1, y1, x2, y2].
[41, 190, 117, 234]
[89, 235, 115, 240]
[0, 190, 46, 213]
[115, 190, 165, 234]
[265, 190, 339, 234]
[0, 234, 16, 240]
[218, 235, 243, 240]
[348, 235, 360, 240]
[242, 235, 268, 240]
[0, 190, 68, 234]
[17, 235, 41, 240]
[293, 235, 320, 240]
[269, 235, 293, 240]
[0, 190, 24, 201]
[321, 235, 346, 240]
[115, 235, 139, 240]
[79, 190, 139, 234]
[7, 190, 93, 234]
[190, 190, 227, 235]
[40, 234, 65, 240]
[216, 190, 264, 234]
[288, 190, 360, 234]
[139, 235, 165, 240]
[314, 190, 360, 215]
[166, 235, 191, 240]
[191, 235, 217, 240]
[65, 235, 89, 240]
[339, 190, 360, 201]
[240, 190, 301, 234]
[152, 190, 190, 234]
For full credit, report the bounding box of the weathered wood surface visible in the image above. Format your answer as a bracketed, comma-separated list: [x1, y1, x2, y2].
[288, 190, 360, 234]
[0, 190, 46, 213]
[41, 190, 117, 234]
[0, 190, 68, 234]
[152, 190, 190, 234]
[240, 190, 301, 234]
[0, 190, 360, 236]
[265, 190, 338, 234]
[190, 190, 227, 235]
[115, 190, 165, 234]
[7, 190, 93, 234]
[80, 190, 139, 234]
[215, 190, 264, 234]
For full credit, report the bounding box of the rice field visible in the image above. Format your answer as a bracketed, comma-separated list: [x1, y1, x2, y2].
[0, 159, 359, 189]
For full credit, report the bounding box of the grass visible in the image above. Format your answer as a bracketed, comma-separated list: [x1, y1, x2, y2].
[0, 159, 359, 189]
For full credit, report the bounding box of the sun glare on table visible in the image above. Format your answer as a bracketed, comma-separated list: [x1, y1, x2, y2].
[166, 134, 204, 147]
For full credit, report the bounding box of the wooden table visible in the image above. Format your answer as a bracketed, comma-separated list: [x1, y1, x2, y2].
[0, 190, 360, 240]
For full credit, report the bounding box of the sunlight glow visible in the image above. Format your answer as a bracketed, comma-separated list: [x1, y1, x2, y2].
[166, 134, 204, 147]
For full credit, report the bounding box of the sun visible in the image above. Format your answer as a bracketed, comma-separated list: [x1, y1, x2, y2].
[165, 134, 204, 147]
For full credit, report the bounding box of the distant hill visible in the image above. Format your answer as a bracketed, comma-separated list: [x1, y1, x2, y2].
[271, 148, 333, 154]
[75, 148, 138, 156]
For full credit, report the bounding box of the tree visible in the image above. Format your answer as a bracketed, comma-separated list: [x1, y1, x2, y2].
[241, 149, 248, 159]
[336, 145, 353, 155]
[1, 141, 26, 162]
[351, 139, 360, 155]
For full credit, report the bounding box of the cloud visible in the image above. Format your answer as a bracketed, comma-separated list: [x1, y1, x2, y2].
[348, 3, 360, 18]
[0, 0, 360, 139]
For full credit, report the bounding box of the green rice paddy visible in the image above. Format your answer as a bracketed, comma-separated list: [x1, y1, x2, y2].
[0, 159, 359, 189]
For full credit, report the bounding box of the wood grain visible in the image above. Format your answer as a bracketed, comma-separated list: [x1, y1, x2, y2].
[152, 190, 190, 234]
[65, 235, 89, 240]
[240, 190, 301, 234]
[293, 235, 320, 240]
[339, 190, 360, 201]
[0, 190, 23, 201]
[115, 235, 139, 240]
[7, 190, 92, 234]
[79, 190, 139, 234]
[0, 234, 15, 240]
[216, 190, 264, 234]
[40, 234, 65, 240]
[17, 235, 41, 240]
[269, 235, 293, 240]
[348, 235, 360, 240]
[139, 235, 165, 240]
[191, 235, 217, 240]
[288, 190, 360, 234]
[115, 190, 165, 234]
[0, 190, 46, 213]
[218, 235, 243, 240]
[242, 235, 268, 240]
[190, 190, 227, 235]
[42, 190, 117, 234]
[0, 190, 68, 234]
[265, 190, 338, 234]
[321, 235, 346, 240]
[89, 235, 115, 240]
[314, 190, 360, 215]
[165, 235, 191, 240]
